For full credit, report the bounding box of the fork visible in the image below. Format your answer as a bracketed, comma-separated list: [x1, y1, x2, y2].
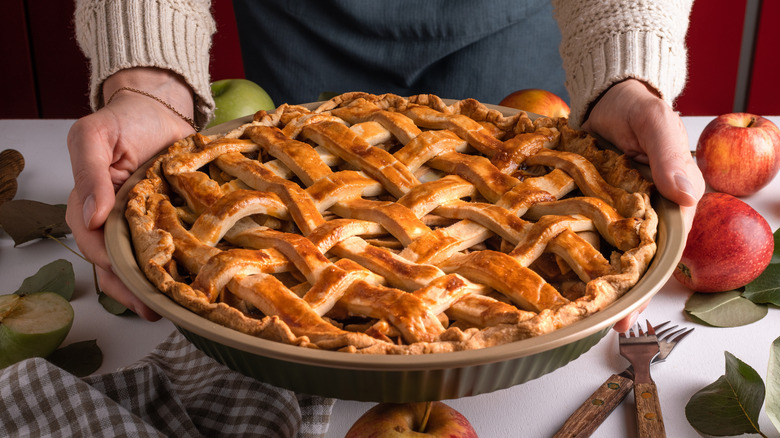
[620, 320, 666, 437]
[554, 322, 693, 437]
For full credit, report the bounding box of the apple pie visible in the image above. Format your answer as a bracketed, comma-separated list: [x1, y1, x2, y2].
[126, 92, 657, 354]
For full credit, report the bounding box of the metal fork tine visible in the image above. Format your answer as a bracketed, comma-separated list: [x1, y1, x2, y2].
[660, 327, 684, 339]
[647, 320, 656, 336]
[656, 324, 679, 337]
[653, 321, 670, 332]
[670, 328, 694, 343]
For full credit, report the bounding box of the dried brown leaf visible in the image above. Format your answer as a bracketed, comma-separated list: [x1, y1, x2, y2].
[0, 200, 70, 245]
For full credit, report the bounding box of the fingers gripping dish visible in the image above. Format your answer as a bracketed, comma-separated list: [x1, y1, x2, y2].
[126, 92, 657, 354]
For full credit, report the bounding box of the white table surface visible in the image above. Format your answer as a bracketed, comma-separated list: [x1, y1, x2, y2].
[1, 117, 778, 438]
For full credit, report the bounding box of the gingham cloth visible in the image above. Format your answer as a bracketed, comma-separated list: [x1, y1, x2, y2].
[0, 331, 335, 437]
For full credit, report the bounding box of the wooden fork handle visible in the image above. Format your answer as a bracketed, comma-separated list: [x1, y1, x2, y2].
[634, 382, 666, 437]
[553, 373, 633, 437]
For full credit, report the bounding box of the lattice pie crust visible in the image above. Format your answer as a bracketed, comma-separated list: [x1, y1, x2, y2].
[126, 93, 657, 354]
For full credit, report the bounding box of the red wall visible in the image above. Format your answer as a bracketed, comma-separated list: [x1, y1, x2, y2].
[746, 0, 780, 115]
[676, 0, 747, 115]
[676, 0, 780, 116]
[3, 0, 39, 118]
[209, 1, 246, 83]
[0, 0, 244, 120]
[1, 1, 776, 119]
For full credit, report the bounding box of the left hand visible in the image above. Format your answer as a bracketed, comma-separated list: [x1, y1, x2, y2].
[582, 78, 705, 233]
[65, 68, 196, 321]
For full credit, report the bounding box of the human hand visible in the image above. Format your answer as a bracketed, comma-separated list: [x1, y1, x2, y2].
[582, 78, 705, 232]
[583, 79, 705, 332]
[66, 68, 196, 320]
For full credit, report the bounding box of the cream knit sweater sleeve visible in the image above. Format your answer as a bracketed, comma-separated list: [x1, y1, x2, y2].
[74, 0, 216, 128]
[551, 0, 693, 127]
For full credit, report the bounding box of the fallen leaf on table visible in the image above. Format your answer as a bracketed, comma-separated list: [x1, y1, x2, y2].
[743, 263, 780, 306]
[684, 290, 768, 327]
[685, 351, 766, 436]
[0, 199, 70, 245]
[13, 258, 75, 301]
[47, 339, 103, 377]
[98, 291, 129, 315]
[743, 229, 780, 306]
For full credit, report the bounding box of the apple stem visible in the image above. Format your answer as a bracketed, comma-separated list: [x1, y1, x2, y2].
[46, 234, 89, 263]
[418, 401, 433, 433]
[747, 117, 756, 128]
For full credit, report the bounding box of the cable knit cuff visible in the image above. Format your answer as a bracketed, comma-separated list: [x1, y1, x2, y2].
[552, 1, 693, 127]
[74, 0, 216, 128]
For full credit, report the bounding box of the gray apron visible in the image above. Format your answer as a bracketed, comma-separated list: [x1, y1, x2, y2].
[233, 0, 567, 106]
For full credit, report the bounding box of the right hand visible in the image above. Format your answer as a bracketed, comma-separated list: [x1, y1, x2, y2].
[582, 79, 705, 233]
[66, 68, 197, 320]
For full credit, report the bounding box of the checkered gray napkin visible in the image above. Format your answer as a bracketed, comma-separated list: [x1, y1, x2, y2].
[0, 331, 335, 437]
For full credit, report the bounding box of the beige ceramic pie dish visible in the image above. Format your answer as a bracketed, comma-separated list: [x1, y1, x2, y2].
[105, 103, 685, 402]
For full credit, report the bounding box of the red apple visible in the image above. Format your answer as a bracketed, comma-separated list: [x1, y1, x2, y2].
[345, 402, 478, 438]
[673, 192, 773, 292]
[695, 113, 780, 197]
[499, 88, 570, 118]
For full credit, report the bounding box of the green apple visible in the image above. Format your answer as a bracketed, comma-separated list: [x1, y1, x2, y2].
[0, 292, 74, 368]
[207, 79, 275, 128]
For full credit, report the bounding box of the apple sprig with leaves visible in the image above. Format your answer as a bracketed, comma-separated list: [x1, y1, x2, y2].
[0, 198, 128, 315]
[685, 336, 780, 437]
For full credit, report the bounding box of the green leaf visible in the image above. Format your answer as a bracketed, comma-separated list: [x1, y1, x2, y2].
[685, 351, 766, 436]
[46, 340, 103, 377]
[0, 199, 71, 245]
[98, 292, 129, 315]
[13, 259, 75, 300]
[772, 229, 780, 265]
[768, 336, 780, 434]
[744, 263, 780, 306]
[685, 291, 768, 327]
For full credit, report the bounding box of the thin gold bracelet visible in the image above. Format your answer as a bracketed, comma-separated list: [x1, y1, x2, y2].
[106, 86, 199, 131]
